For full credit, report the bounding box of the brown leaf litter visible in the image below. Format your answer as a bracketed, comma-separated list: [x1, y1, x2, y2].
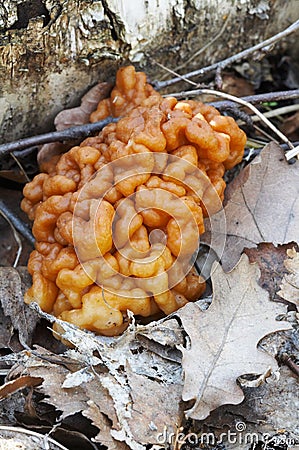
[0, 253, 292, 449]
[203, 141, 299, 271]
[278, 248, 299, 306]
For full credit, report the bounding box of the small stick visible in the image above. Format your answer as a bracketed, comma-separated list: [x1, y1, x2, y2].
[0, 117, 116, 158]
[242, 103, 299, 123]
[154, 19, 299, 89]
[244, 141, 299, 162]
[10, 153, 31, 182]
[252, 123, 279, 144]
[168, 88, 299, 105]
[170, 87, 295, 150]
[285, 146, 299, 160]
[0, 200, 34, 246]
[1, 91, 299, 159]
[153, 60, 197, 87]
[0, 207, 22, 267]
[281, 353, 299, 378]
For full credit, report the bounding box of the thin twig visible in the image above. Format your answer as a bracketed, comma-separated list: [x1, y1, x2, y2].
[0, 200, 35, 245]
[0, 89, 299, 157]
[10, 153, 31, 182]
[153, 60, 197, 87]
[14, 146, 39, 157]
[170, 87, 295, 150]
[253, 124, 279, 144]
[244, 141, 299, 162]
[244, 103, 299, 123]
[0, 208, 22, 267]
[246, 138, 268, 148]
[0, 117, 116, 158]
[167, 88, 299, 105]
[285, 145, 299, 160]
[154, 19, 299, 89]
[281, 353, 299, 378]
[1, 92, 299, 158]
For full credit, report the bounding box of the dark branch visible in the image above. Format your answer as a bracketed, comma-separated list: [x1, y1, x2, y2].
[0, 117, 117, 158]
[0, 200, 35, 245]
[154, 19, 299, 89]
[1, 91, 299, 159]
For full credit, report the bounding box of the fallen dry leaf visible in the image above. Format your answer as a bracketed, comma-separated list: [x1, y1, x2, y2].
[221, 73, 255, 97]
[281, 110, 299, 140]
[177, 254, 291, 421]
[10, 314, 184, 449]
[22, 354, 91, 420]
[0, 376, 42, 400]
[245, 242, 299, 301]
[278, 248, 299, 306]
[0, 267, 39, 348]
[125, 363, 183, 445]
[5, 257, 294, 450]
[201, 365, 299, 450]
[203, 142, 299, 271]
[83, 401, 130, 450]
[0, 426, 69, 450]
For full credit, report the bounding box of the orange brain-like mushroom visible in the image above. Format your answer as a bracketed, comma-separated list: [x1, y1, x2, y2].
[22, 65, 246, 336]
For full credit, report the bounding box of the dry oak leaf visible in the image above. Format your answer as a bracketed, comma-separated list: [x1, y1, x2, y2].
[125, 363, 183, 445]
[203, 142, 299, 271]
[0, 376, 42, 400]
[0, 267, 39, 348]
[201, 365, 299, 450]
[245, 242, 299, 301]
[83, 401, 130, 450]
[177, 254, 291, 421]
[278, 248, 299, 306]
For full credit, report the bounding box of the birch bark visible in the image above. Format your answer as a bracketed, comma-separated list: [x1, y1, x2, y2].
[0, 0, 298, 141]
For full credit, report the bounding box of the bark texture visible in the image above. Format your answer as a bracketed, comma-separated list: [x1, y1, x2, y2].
[0, 0, 298, 141]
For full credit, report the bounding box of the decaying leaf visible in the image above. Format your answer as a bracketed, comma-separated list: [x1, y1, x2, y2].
[245, 242, 299, 300]
[0, 267, 39, 348]
[278, 248, 299, 306]
[3, 252, 293, 449]
[11, 314, 183, 449]
[22, 352, 90, 420]
[0, 308, 14, 349]
[0, 376, 42, 400]
[203, 142, 299, 271]
[0, 426, 69, 450]
[200, 365, 299, 450]
[83, 401, 130, 450]
[281, 110, 299, 139]
[176, 254, 291, 421]
[125, 363, 183, 445]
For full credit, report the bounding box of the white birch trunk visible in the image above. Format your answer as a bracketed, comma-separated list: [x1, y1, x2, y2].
[0, 0, 298, 141]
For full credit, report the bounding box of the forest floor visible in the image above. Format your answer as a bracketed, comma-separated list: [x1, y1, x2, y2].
[0, 47, 298, 450]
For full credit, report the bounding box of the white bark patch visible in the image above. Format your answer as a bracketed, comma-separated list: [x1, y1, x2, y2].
[106, 0, 185, 57]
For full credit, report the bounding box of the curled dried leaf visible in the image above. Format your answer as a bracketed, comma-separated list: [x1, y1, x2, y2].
[278, 248, 299, 306]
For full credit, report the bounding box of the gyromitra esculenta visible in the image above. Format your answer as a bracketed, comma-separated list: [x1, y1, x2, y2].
[21, 66, 246, 336]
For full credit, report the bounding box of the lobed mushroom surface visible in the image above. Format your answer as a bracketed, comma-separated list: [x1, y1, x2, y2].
[22, 66, 246, 335]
